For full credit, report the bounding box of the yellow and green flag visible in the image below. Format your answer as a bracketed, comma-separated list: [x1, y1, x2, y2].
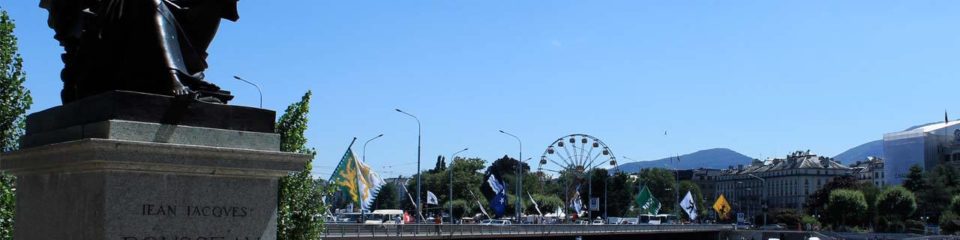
[329, 144, 384, 211]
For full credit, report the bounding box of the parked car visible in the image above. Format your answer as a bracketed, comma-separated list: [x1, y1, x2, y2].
[481, 219, 512, 225]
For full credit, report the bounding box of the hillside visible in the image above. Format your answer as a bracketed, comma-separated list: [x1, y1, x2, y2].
[614, 148, 754, 173]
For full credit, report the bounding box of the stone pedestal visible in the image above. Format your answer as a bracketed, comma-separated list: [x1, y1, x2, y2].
[1, 91, 309, 240]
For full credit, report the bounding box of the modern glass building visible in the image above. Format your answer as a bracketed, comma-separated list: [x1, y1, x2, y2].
[883, 121, 960, 185]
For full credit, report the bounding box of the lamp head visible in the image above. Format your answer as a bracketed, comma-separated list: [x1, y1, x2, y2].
[233, 76, 243, 80]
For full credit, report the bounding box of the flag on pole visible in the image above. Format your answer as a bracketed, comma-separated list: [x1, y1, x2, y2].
[570, 185, 584, 213]
[713, 194, 732, 220]
[477, 200, 491, 219]
[328, 143, 386, 211]
[487, 174, 507, 218]
[356, 158, 384, 210]
[487, 174, 504, 193]
[680, 191, 698, 220]
[427, 191, 439, 205]
[528, 192, 543, 216]
[401, 182, 425, 222]
[635, 186, 661, 215]
[946, 110, 950, 124]
[426, 191, 438, 206]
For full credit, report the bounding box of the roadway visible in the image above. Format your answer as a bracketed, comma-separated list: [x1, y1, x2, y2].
[322, 223, 735, 239]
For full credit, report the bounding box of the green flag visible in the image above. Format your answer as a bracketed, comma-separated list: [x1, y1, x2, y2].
[635, 186, 661, 215]
[329, 147, 363, 208]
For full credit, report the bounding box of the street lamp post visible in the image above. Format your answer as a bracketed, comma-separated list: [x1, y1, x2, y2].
[232, 76, 263, 108]
[449, 147, 468, 224]
[747, 173, 766, 226]
[604, 174, 608, 221]
[396, 109, 422, 222]
[362, 134, 384, 162]
[498, 130, 523, 222]
[361, 133, 383, 218]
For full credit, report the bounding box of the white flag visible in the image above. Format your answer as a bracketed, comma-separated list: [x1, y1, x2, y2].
[528, 192, 543, 216]
[427, 191, 439, 205]
[680, 191, 697, 220]
[477, 200, 491, 219]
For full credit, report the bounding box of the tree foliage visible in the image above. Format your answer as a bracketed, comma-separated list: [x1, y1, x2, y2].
[637, 168, 678, 214]
[276, 91, 330, 240]
[902, 164, 926, 193]
[941, 195, 960, 234]
[825, 189, 867, 229]
[406, 157, 487, 219]
[771, 208, 802, 228]
[604, 172, 634, 217]
[0, 8, 30, 154]
[371, 183, 399, 210]
[917, 165, 959, 221]
[875, 186, 918, 233]
[0, 9, 31, 240]
[804, 175, 858, 216]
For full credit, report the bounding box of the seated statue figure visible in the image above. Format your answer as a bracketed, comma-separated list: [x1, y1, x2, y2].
[40, 0, 239, 104]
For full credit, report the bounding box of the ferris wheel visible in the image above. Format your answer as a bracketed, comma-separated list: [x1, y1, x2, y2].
[537, 133, 618, 179]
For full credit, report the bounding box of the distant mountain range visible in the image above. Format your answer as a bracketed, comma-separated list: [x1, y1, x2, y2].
[615, 148, 754, 173]
[613, 139, 886, 172]
[832, 140, 883, 165]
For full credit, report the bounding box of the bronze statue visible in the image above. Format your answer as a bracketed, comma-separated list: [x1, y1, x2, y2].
[40, 0, 239, 104]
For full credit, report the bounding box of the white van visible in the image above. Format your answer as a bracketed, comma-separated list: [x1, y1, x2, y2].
[364, 209, 405, 225]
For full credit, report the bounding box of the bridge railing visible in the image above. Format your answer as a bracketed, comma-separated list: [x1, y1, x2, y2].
[322, 223, 734, 238]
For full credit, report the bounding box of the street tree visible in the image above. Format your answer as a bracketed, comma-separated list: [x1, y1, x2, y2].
[876, 186, 917, 232]
[804, 175, 858, 215]
[276, 91, 330, 240]
[0, 8, 32, 240]
[638, 168, 677, 214]
[825, 189, 867, 229]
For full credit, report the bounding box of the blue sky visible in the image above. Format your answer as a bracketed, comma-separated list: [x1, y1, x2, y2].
[5, 1, 960, 178]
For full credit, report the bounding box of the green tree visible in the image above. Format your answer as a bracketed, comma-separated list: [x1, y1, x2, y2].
[638, 168, 677, 214]
[857, 182, 881, 227]
[804, 175, 858, 216]
[940, 195, 960, 234]
[585, 168, 608, 218]
[0, 8, 32, 240]
[917, 165, 959, 221]
[875, 186, 918, 233]
[405, 157, 487, 219]
[825, 189, 867, 229]
[771, 208, 802, 228]
[431, 155, 446, 173]
[276, 92, 329, 240]
[902, 164, 926, 193]
[605, 172, 634, 217]
[371, 183, 399, 210]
